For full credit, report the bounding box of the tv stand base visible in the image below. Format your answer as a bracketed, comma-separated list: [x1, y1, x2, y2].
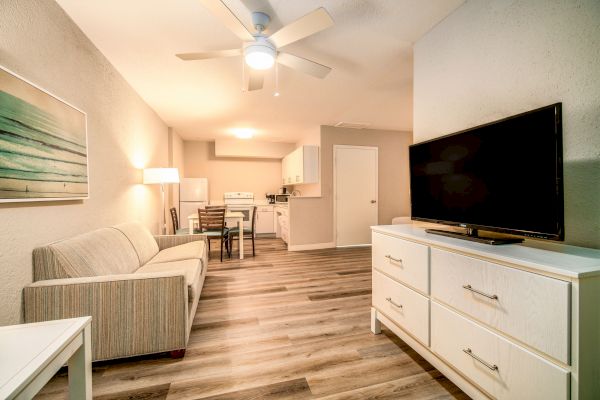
[425, 228, 523, 245]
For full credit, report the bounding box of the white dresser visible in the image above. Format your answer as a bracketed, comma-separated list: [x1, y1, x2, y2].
[371, 225, 600, 400]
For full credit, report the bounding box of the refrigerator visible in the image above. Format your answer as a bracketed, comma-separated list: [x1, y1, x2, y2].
[179, 178, 208, 223]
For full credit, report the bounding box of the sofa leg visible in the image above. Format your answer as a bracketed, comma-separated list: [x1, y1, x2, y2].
[170, 349, 186, 359]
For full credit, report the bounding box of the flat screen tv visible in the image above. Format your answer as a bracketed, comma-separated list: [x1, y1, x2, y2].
[409, 103, 563, 244]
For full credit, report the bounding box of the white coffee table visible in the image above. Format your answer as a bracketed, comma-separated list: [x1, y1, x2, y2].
[0, 317, 92, 399]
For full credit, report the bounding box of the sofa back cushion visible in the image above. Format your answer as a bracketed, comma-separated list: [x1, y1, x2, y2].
[112, 222, 159, 266]
[33, 227, 140, 280]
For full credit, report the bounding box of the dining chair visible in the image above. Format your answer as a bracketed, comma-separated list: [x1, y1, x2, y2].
[228, 205, 257, 257]
[198, 207, 230, 262]
[170, 207, 199, 235]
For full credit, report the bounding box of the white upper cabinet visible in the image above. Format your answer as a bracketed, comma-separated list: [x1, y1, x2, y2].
[281, 145, 319, 185]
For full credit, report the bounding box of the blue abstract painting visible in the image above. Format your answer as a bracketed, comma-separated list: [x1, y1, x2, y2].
[0, 66, 88, 202]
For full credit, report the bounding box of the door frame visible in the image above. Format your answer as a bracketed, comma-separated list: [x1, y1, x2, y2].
[333, 144, 378, 247]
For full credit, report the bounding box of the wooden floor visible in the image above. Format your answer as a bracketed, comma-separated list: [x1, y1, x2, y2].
[36, 238, 468, 399]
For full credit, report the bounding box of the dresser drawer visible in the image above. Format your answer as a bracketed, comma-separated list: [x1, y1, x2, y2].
[372, 269, 429, 346]
[431, 302, 569, 400]
[372, 232, 429, 294]
[431, 248, 570, 364]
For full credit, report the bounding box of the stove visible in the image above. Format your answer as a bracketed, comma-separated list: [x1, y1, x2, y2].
[223, 192, 254, 228]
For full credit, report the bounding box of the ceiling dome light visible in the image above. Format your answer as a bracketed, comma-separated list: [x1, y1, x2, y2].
[244, 40, 276, 70]
[231, 128, 255, 139]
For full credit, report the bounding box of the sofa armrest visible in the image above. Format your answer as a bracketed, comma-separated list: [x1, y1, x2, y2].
[153, 234, 207, 251]
[23, 272, 188, 361]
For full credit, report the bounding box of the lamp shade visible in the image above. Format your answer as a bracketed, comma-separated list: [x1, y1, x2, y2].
[143, 168, 180, 184]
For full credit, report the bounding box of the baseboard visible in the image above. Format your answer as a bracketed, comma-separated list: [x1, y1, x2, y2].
[336, 243, 372, 248]
[288, 241, 336, 251]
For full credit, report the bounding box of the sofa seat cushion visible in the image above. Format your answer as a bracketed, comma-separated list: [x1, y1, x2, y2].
[147, 241, 205, 265]
[135, 259, 201, 300]
[113, 222, 159, 265]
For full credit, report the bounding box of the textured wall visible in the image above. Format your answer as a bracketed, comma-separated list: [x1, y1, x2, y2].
[0, 1, 168, 325]
[414, 0, 600, 248]
[290, 126, 412, 247]
[183, 141, 282, 203]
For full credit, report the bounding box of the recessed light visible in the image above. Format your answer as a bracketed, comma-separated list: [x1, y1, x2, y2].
[231, 128, 255, 139]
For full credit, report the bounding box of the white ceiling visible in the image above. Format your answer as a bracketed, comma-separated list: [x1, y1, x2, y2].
[56, 0, 464, 143]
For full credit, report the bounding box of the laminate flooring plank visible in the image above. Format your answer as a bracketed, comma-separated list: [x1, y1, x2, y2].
[195, 378, 312, 400]
[35, 238, 466, 400]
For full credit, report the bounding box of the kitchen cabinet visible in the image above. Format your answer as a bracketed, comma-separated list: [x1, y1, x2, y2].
[281, 145, 318, 185]
[255, 205, 275, 234]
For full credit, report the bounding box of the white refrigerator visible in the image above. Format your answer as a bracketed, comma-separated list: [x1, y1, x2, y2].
[179, 178, 208, 223]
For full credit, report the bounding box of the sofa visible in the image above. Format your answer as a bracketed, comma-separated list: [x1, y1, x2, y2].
[23, 222, 207, 361]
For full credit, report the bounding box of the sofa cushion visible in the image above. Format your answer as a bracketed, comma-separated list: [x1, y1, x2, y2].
[135, 259, 201, 300]
[113, 222, 159, 265]
[147, 241, 205, 265]
[43, 228, 140, 278]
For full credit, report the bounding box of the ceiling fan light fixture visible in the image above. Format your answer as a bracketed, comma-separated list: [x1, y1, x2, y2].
[244, 41, 276, 70]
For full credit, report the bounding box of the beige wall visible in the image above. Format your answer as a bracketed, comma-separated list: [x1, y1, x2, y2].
[0, 0, 169, 325]
[183, 141, 282, 202]
[414, 0, 600, 248]
[289, 125, 412, 247]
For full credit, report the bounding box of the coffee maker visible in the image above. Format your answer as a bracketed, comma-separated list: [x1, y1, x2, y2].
[265, 193, 276, 204]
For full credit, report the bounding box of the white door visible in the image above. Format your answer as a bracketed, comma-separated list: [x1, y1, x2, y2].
[334, 145, 378, 246]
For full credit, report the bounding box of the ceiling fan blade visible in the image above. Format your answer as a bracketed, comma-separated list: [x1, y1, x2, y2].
[277, 52, 332, 79]
[268, 7, 334, 48]
[176, 49, 242, 61]
[198, 0, 255, 41]
[246, 68, 264, 91]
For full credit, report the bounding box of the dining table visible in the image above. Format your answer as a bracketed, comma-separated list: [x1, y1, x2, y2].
[188, 211, 246, 260]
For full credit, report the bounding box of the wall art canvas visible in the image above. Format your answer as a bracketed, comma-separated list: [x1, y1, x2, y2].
[0, 65, 88, 202]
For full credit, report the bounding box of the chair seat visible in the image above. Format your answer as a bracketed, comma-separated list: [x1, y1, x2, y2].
[175, 228, 199, 235]
[228, 227, 253, 235]
[204, 228, 229, 237]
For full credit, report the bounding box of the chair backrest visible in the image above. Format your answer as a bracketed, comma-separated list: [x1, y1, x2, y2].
[170, 207, 179, 232]
[250, 205, 257, 233]
[198, 207, 227, 236]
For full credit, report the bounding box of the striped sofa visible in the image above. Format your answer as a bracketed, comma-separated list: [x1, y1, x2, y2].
[23, 222, 207, 361]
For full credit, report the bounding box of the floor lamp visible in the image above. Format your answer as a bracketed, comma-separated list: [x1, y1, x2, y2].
[143, 168, 180, 234]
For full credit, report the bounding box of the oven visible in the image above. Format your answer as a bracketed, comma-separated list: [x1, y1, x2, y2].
[223, 192, 255, 229]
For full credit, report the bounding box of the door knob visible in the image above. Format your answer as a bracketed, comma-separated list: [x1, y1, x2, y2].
[371, 200, 377, 204]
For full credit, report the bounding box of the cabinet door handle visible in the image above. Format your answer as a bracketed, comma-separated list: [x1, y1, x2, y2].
[385, 297, 403, 309]
[462, 284, 498, 300]
[385, 254, 403, 265]
[462, 348, 499, 371]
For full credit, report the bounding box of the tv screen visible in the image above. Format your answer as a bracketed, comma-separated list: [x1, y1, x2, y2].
[409, 103, 563, 241]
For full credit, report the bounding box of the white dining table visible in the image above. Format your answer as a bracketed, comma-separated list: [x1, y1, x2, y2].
[188, 211, 245, 259]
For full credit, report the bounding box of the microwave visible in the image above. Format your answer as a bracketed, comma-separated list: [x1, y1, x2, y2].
[275, 194, 290, 203]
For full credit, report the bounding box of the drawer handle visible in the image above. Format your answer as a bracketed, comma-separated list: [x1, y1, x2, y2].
[463, 348, 499, 372]
[385, 297, 403, 309]
[385, 255, 403, 265]
[462, 284, 498, 300]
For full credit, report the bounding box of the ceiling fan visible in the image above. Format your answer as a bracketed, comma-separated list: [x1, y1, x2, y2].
[176, 0, 334, 92]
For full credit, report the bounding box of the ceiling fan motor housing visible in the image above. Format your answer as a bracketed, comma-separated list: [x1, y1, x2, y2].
[251, 11, 271, 33]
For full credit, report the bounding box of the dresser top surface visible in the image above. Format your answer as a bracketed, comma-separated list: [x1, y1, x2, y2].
[372, 225, 600, 279]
